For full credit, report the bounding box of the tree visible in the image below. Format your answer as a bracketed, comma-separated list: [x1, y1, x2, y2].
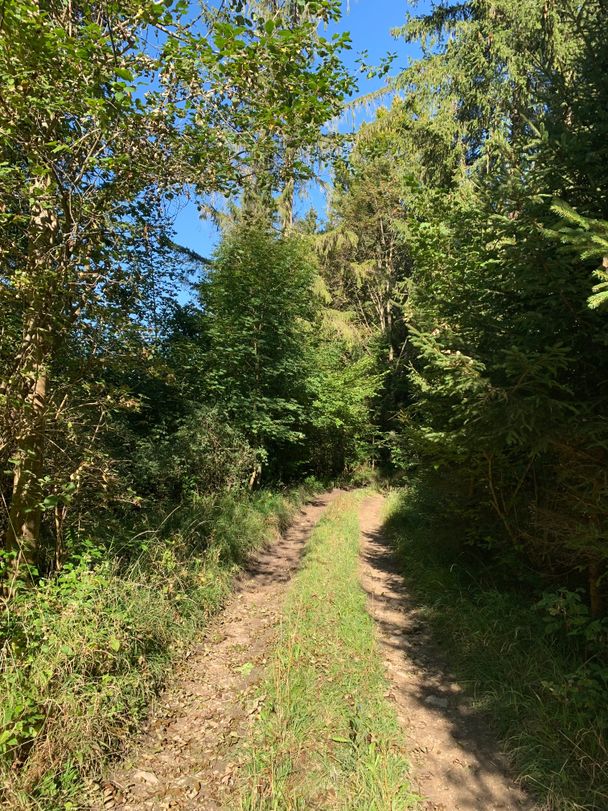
[0, 0, 354, 570]
[384, 0, 608, 613]
[201, 222, 317, 482]
[318, 103, 414, 443]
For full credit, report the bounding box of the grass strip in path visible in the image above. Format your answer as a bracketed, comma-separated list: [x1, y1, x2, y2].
[236, 491, 417, 811]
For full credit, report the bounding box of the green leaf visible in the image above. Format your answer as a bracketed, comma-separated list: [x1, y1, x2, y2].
[115, 67, 133, 82]
[108, 637, 121, 653]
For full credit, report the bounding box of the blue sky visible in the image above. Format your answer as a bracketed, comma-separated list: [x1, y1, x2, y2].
[172, 0, 429, 261]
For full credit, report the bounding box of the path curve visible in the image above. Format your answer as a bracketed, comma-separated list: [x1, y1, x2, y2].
[358, 493, 535, 811]
[96, 489, 340, 811]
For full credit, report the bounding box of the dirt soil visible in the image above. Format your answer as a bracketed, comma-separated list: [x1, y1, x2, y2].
[358, 493, 536, 811]
[95, 490, 340, 811]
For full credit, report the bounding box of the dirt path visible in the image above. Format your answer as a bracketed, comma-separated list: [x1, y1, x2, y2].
[358, 493, 535, 811]
[96, 490, 339, 811]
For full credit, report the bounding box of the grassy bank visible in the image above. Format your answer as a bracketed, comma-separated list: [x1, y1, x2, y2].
[383, 486, 608, 811]
[0, 485, 318, 809]
[236, 491, 417, 811]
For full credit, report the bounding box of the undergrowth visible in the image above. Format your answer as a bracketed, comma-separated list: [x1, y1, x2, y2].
[237, 491, 417, 811]
[0, 484, 320, 809]
[384, 484, 608, 811]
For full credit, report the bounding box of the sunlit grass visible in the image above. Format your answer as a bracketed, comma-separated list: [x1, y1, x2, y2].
[237, 491, 417, 811]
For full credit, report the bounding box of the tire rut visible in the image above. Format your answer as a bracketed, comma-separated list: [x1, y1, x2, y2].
[358, 493, 535, 811]
[94, 490, 340, 811]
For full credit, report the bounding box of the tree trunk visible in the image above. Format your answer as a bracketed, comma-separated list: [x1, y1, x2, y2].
[5, 346, 48, 566]
[589, 561, 604, 619]
[4, 172, 57, 567]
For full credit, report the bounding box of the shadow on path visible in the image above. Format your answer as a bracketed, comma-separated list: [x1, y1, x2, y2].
[359, 494, 535, 811]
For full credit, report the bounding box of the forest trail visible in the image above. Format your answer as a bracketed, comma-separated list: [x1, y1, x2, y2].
[96, 490, 341, 810]
[96, 489, 534, 811]
[359, 493, 534, 811]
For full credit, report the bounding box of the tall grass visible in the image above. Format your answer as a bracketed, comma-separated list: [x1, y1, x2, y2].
[0, 485, 317, 809]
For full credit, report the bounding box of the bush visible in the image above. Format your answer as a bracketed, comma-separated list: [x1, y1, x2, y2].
[129, 407, 256, 503]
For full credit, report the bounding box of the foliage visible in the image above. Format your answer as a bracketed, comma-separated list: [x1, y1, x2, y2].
[318, 104, 412, 440]
[202, 223, 317, 469]
[548, 200, 608, 310]
[129, 407, 256, 502]
[198, 218, 380, 481]
[305, 345, 381, 477]
[0, 0, 354, 568]
[371, 0, 608, 616]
